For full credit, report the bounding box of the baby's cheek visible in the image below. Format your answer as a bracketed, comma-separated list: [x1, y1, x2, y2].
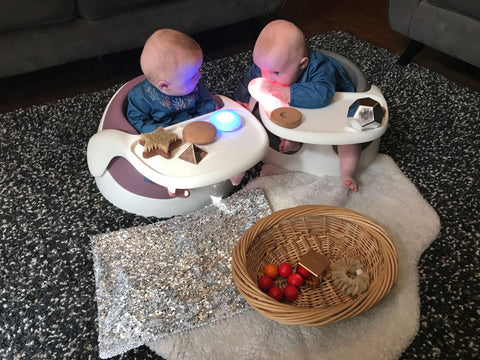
[191, 79, 200, 91]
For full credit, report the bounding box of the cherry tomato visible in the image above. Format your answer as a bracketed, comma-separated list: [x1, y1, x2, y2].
[278, 262, 292, 278]
[258, 275, 273, 291]
[268, 286, 283, 301]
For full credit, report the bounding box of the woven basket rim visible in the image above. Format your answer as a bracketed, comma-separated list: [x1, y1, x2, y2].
[231, 205, 398, 326]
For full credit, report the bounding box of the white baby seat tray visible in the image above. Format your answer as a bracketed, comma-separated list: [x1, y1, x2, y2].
[248, 50, 389, 177]
[87, 75, 268, 217]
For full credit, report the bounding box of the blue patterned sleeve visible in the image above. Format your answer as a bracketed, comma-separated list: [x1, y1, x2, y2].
[126, 86, 168, 133]
[234, 64, 262, 103]
[289, 58, 337, 109]
[289, 52, 355, 109]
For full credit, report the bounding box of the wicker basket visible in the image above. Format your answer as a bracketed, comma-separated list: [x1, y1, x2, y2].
[231, 205, 398, 326]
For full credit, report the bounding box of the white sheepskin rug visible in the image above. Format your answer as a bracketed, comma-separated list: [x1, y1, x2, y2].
[147, 154, 440, 360]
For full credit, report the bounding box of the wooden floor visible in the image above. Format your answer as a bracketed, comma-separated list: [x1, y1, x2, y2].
[1, 0, 479, 114]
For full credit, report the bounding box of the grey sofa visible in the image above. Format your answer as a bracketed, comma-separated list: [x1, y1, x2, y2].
[0, 0, 285, 78]
[388, 0, 480, 68]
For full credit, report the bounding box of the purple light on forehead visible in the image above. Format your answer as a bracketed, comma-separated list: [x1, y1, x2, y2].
[209, 110, 242, 132]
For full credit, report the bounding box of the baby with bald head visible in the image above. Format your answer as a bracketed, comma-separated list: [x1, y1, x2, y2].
[126, 29, 218, 197]
[140, 29, 203, 97]
[253, 20, 309, 91]
[127, 29, 216, 134]
[236, 20, 364, 191]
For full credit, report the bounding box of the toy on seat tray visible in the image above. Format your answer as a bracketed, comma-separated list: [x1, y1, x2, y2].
[139, 127, 183, 159]
[86, 75, 268, 217]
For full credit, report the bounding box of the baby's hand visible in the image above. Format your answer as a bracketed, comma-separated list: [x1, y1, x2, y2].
[267, 83, 291, 103]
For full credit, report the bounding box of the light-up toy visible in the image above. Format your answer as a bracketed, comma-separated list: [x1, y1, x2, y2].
[209, 110, 243, 132]
[87, 75, 269, 217]
[247, 50, 389, 177]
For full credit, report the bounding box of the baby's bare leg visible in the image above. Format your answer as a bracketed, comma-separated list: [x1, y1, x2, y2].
[279, 138, 302, 154]
[338, 144, 362, 192]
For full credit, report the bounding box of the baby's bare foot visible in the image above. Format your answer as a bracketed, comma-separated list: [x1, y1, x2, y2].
[279, 139, 301, 154]
[342, 177, 359, 192]
[230, 172, 245, 186]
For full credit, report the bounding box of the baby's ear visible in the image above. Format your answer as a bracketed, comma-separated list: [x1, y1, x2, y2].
[299, 57, 309, 70]
[157, 81, 169, 90]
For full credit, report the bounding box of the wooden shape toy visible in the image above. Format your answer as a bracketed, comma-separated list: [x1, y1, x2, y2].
[348, 97, 384, 131]
[179, 144, 207, 164]
[182, 121, 217, 145]
[298, 250, 330, 278]
[270, 107, 303, 129]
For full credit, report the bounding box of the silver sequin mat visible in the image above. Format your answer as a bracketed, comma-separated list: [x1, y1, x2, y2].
[91, 188, 272, 358]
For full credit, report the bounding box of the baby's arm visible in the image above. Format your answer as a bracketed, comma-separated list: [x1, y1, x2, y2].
[290, 70, 335, 109]
[289, 59, 339, 109]
[258, 81, 332, 108]
[126, 84, 175, 133]
[126, 96, 161, 133]
[261, 62, 338, 108]
[289, 82, 335, 108]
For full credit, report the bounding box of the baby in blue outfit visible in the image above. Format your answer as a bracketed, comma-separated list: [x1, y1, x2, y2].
[127, 29, 245, 194]
[127, 29, 217, 197]
[235, 20, 362, 191]
[127, 29, 216, 134]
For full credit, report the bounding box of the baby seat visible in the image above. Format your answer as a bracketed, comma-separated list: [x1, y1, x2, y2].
[248, 50, 389, 177]
[87, 75, 269, 218]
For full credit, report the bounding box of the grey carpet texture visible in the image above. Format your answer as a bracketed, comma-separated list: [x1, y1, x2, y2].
[1, 32, 478, 359]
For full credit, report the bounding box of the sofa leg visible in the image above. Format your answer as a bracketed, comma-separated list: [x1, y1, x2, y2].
[397, 40, 424, 65]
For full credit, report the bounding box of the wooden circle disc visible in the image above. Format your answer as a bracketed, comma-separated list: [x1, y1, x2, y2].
[270, 107, 302, 128]
[182, 121, 217, 145]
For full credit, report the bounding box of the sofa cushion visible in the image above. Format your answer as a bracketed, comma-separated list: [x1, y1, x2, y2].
[0, 0, 76, 32]
[430, 0, 480, 20]
[75, 0, 167, 19]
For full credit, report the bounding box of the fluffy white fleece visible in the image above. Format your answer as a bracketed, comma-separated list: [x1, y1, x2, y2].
[148, 154, 440, 360]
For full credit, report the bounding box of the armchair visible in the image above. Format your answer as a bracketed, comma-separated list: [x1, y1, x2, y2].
[388, 0, 480, 67]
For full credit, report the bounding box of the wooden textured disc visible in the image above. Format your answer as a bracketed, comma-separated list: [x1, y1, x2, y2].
[182, 121, 217, 145]
[270, 107, 302, 128]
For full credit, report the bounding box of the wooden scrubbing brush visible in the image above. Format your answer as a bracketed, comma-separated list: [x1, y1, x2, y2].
[139, 127, 183, 159]
[330, 257, 370, 296]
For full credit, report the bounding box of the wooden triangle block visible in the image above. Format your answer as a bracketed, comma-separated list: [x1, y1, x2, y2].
[179, 144, 207, 164]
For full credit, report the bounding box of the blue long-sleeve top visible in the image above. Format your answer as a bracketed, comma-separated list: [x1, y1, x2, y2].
[235, 51, 355, 109]
[127, 79, 216, 133]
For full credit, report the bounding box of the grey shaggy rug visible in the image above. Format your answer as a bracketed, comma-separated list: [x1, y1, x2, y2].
[1, 32, 479, 359]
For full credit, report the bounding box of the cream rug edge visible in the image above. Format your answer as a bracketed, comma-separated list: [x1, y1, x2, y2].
[148, 154, 441, 360]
